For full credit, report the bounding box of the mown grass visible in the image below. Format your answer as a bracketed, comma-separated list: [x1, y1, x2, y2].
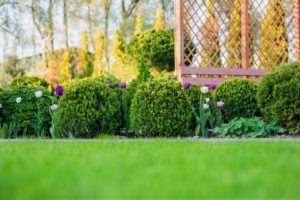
[0, 139, 299, 199]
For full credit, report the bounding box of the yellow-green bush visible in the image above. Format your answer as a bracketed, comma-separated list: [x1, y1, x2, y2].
[257, 62, 300, 134]
[130, 79, 191, 137]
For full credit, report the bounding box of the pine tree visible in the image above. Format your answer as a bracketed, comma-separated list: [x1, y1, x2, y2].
[154, 8, 165, 30]
[200, 0, 221, 68]
[92, 28, 106, 77]
[60, 49, 72, 82]
[135, 12, 143, 35]
[258, 0, 288, 70]
[78, 31, 93, 78]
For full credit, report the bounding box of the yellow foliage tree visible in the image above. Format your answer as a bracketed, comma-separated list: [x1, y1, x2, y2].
[258, 0, 288, 70]
[135, 12, 143, 35]
[78, 31, 93, 78]
[93, 28, 106, 77]
[60, 49, 72, 82]
[200, 0, 221, 68]
[154, 8, 165, 30]
[110, 30, 137, 81]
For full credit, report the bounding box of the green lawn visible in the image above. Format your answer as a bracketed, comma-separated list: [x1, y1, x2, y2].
[0, 140, 300, 199]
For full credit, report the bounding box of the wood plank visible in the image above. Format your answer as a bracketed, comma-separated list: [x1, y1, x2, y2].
[181, 66, 268, 76]
[182, 77, 227, 85]
[174, 0, 184, 82]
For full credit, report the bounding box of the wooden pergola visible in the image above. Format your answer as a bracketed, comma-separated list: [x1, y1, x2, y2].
[174, 0, 300, 85]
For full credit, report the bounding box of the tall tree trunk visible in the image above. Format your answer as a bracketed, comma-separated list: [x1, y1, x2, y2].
[63, 0, 69, 49]
[48, 0, 54, 52]
[104, 0, 111, 69]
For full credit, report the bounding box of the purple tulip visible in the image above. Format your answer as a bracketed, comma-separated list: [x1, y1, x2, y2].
[208, 84, 217, 90]
[0, 103, 3, 109]
[183, 82, 191, 89]
[119, 82, 126, 89]
[55, 85, 64, 97]
[107, 83, 113, 89]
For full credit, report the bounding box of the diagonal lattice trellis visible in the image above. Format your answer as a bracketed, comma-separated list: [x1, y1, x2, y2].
[175, 0, 300, 84]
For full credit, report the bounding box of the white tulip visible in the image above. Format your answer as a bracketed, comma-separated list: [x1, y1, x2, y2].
[205, 98, 210, 103]
[200, 86, 209, 94]
[0, 103, 3, 109]
[50, 104, 58, 111]
[217, 101, 225, 107]
[16, 97, 22, 104]
[203, 103, 209, 110]
[35, 91, 43, 98]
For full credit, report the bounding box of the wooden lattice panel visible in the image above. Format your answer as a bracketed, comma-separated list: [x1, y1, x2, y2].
[175, 0, 300, 84]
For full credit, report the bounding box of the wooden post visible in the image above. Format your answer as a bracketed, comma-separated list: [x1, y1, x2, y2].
[294, 0, 300, 60]
[241, 0, 250, 68]
[174, 0, 184, 82]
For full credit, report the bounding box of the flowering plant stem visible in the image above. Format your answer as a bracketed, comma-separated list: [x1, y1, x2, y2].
[33, 103, 45, 138]
[122, 89, 130, 135]
[49, 97, 60, 138]
[192, 96, 209, 137]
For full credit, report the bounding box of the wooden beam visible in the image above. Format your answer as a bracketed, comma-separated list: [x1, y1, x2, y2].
[182, 66, 268, 76]
[174, 0, 184, 82]
[294, 0, 300, 60]
[241, 0, 250, 68]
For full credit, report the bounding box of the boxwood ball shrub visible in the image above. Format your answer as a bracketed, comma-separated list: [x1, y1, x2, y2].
[0, 86, 52, 136]
[58, 77, 122, 137]
[130, 79, 191, 137]
[10, 76, 50, 89]
[214, 78, 259, 122]
[127, 29, 195, 72]
[257, 62, 300, 134]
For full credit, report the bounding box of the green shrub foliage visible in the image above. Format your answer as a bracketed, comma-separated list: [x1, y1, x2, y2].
[58, 77, 122, 137]
[130, 79, 191, 137]
[214, 79, 259, 121]
[0, 86, 52, 136]
[127, 29, 196, 71]
[213, 117, 285, 137]
[257, 62, 300, 134]
[10, 76, 50, 89]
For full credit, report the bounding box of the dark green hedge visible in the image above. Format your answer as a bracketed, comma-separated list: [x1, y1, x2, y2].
[57, 77, 122, 137]
[257, 62, 300, 134]
[130, 79, 191, 137]
[0, 86, 52, 136]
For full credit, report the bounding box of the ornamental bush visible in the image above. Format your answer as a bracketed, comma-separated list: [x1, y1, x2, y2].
[257, 62, 300, 134]
[57, 77, 122, 137]
[127, 29, 195, 71]
[130, 79, 191, 137]
[10, 76, 50, 89]
[214, 79, 260, 122]
[0, 86, 52, 136]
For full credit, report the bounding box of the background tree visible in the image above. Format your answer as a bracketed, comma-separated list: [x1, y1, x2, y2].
[135, 10, 143, 34]
[93, 29, 106, 77]
[258, 0, 288, 70]
[154, 8, 165, 30]
[60, 50, 72, 82]
[78, 31, 93, 78]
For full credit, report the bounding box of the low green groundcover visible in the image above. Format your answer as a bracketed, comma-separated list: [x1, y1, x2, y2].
[0, 140, 300, 199]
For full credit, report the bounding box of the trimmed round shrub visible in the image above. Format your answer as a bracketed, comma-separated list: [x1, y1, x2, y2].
[127, 29, 196, 71]
[214, 79, 259, 121]
[257, 62, 300, 134]
[58, 77, 122, 138]
[0, 86, 52, 136]
[130, 79, 191, 137]
[10, 76, 50, 89]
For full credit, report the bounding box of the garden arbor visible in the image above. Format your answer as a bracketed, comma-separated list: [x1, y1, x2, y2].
[175, 0, 300, 85]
